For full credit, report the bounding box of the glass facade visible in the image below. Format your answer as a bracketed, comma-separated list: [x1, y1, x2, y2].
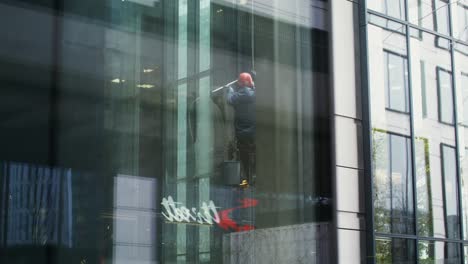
[0, 0, 333, 263]
[15, 0, 468, 262]
[366, 0, 468, 263]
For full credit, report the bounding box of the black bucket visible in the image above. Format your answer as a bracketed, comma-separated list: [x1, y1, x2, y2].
[223, 161, 241, 185]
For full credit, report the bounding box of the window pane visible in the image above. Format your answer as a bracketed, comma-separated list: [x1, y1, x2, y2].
[376, 237, 415, 263]
[373, 131, 415, 234]
[409, 0, 450, 34]
[441, 145, 461, 239]
[416, 137, 433, 236]
[370, 17, 414, 236]
[410, 30, 455, 239]
[465, 245, 468, 262]
[434, 0, 450, 35]
[369, 0, 406, 20]
[455, 1, 468, 42]
[369, 19, 411, 136]
[418, 241, 461, 263]
[437, 68, 454, 124]
[409, 0, 434, 30]
[461, 74, 468, 126]
[384, 51, 409, 113]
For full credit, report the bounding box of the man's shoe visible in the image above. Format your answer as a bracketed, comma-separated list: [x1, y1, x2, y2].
[239, 179, 249, 188]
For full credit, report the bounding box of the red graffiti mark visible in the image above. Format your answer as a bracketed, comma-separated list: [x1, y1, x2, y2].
[217, 198, 258, 232]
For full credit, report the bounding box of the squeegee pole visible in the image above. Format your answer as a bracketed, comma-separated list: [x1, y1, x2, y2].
[211, 80, 237, 94]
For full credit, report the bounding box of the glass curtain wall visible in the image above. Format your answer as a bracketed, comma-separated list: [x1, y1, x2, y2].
[367, 0, 468, 262]
[368, 15, 417, 262]
[0, 0, 332, 263]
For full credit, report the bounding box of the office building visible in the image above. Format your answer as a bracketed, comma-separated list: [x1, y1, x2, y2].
[2, 0, 468, 263]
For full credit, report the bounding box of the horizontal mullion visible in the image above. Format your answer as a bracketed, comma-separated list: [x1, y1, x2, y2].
[376, 232, 468, 244]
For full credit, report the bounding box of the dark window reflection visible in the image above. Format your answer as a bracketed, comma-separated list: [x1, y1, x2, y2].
[0, 162, 73, 247]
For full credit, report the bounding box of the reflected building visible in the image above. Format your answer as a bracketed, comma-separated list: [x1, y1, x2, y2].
[354, 0, 468, 263]
[0, 162, 73, 247]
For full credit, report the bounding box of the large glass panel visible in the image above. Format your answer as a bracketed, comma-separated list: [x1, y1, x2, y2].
[369, 17, 415, 236]
[411, 30, 455, 239]
[368, 18, 411, 136]
[376, 237, 416, 263]
[418, 240, 461, 263]
[455, 42, 468, 241]
[0, 0, 333, 263]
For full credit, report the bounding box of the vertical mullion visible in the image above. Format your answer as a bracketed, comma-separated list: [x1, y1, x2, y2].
[197, 0, 211, 261]
[385, 53, 391, 109]
[186, 0, 200, 261]
[389, 135, 394, 234]
[360, 0, 376, 262]
[404, 0, 419, 262]
[160, 0, 179, 260]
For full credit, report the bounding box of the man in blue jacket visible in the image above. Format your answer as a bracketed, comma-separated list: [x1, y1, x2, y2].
[226, 72, 255, 187]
